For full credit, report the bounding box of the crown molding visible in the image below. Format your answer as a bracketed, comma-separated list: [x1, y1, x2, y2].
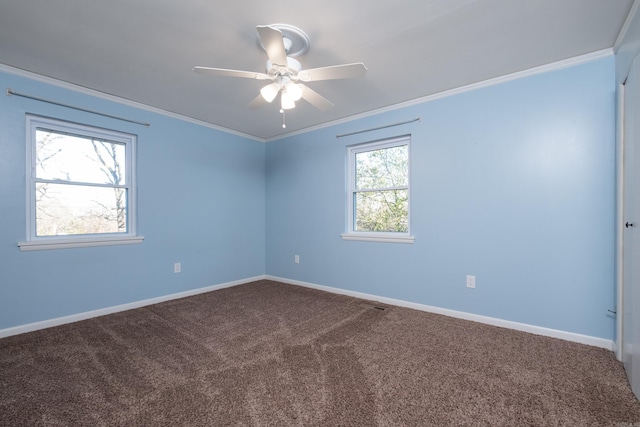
[266, 48, 614, 142]
[0, 63, 266, 142]
[614, 0, 640, 52]
[1, 48, 613, 145]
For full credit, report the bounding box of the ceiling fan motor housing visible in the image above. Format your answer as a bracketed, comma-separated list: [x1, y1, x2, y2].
[266, 57, 302, 78]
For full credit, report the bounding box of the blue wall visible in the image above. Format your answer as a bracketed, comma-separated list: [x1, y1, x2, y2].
[0, 71, 265, 329]
[0, 56, 618, 341]
[266, 57, 617, 340]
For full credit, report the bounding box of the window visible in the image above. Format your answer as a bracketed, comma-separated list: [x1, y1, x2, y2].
[19, 115, 142, 251]
[342, 135, 414, 243]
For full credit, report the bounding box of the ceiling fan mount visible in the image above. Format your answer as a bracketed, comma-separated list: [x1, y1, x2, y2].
[193, 24, 367, 122]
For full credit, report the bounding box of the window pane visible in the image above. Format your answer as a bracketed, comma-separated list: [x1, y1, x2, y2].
[355, 189, 408, 232]
[35, 183, 127, 236]
[35, 129, 126, 185]
[355, 145, 408, 190]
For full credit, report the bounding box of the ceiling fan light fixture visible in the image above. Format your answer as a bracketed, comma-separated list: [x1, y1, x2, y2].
[260, 82, 280, 103]
[281, 91, 296, 110]
[194, 24, 367, 127]
[284, 82, 303, 101]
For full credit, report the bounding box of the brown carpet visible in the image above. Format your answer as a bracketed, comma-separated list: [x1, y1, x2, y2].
[1, 280, 639, 426]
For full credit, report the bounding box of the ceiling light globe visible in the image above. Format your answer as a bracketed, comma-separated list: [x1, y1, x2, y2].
[281, 92, 296, 110]
[260, 82, 280, 103]
[285, 83, 303, 101]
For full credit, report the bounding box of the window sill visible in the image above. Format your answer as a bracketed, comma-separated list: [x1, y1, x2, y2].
[18, 235, 144, 251]
[340, 233, 415, 244]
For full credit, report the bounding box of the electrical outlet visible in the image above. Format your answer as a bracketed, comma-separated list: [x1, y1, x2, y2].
[174, 262, 181, 273]
[294, 255, 300, 264]
[466, 275, 475, 288]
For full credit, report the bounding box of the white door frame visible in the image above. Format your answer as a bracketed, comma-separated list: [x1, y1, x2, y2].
[616, 80, 625, 361]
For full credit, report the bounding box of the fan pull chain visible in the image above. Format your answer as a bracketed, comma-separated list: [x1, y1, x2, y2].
[281, 109, 286, 128]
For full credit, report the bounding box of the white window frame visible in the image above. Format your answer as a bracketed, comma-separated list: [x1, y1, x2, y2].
[341, 135, 415, 244]
[18, 115, 143, 251]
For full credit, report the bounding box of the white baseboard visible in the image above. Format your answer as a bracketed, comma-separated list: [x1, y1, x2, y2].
[266, 275, 615, 351]
[2, 274, 615, 352]
[0, 275, 266, 339]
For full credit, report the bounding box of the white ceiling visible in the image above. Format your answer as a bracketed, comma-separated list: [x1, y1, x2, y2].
[0, 0, 634, 140]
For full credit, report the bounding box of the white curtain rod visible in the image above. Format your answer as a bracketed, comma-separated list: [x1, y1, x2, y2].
[6, 88, 150, 127]
[336, 117, 420, 138]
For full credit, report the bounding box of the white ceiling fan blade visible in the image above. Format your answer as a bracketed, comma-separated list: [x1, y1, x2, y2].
[257, 25, 288, 67]
[300, 85, 334, 111]
[193, 66, 271, 80]
[297, 62, 367, 82]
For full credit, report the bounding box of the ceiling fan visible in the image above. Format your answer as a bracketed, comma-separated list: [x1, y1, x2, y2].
[193, 24, 367, 118]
